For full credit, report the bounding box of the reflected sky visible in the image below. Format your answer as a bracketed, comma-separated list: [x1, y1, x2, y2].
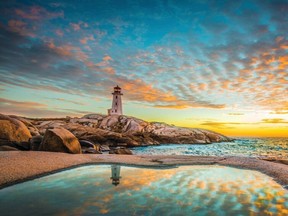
[0, 165, 287, 216]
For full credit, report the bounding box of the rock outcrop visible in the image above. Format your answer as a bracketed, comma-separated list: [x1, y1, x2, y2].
[32, 114, 232, 147]
[39, 128, 81, 154]
[0, 113, 232, 152]
[0, 114, 32, 142]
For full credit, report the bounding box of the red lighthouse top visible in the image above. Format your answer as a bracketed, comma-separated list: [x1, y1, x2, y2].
[114, 85, 121, 90]
[112, 85, 123, 95]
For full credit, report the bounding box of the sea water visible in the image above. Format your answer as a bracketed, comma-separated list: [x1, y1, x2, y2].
[131, 137, 288, 158]
[0, 165, 287, 216]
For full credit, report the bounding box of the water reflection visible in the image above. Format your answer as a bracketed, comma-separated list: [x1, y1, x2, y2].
[0, 165, 287, 216]
[110, 165, 121, 186]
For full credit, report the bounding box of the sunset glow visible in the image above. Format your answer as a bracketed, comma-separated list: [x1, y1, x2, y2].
[0, 0, 287, 137]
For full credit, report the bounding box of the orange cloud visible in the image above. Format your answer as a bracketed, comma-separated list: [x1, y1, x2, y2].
[121, 79, 177, 103]
[198, 83, 207, 91]
[118, 78, 225, 109]
[103, 55, 112, 61]
[79, 35, 94, 44]
[46, 42, 73, 57]
[102, 67, 115, 75]
[154, 104, 189, 109]
[46, 41, 89, 62]
[221, 80, 230, 90]
[0, 98, 46, 108]
[155, 102, 225, 109]
[94, 55, 113, 67]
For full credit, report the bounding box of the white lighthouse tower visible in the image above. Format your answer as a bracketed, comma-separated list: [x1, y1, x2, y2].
[110, 165, 121, 186]
[108, 85, 123, 115]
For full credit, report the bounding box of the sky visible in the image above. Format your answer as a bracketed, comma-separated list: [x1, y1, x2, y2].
[0, 0, 287, 137]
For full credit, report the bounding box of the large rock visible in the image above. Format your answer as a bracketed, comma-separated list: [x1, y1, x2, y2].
[79, 139, 99, 151]
[39, 127, 81, 154]
[79, 139, 101, 154]
[100, 145, 110, 152]
[109, 148, 133, 155]
[30, 135, 43, 151]
[9, 115, 40, 136]
[0, 114, 32, 142]
[0, 145, 19, 151]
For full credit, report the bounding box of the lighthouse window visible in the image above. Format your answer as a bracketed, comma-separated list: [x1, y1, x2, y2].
[116, 96, 118, 99]
[116, 102, 117, 105]
[115, 109, 117, 112]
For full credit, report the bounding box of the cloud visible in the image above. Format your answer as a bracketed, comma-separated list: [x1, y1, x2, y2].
[103, 55, 112, 61]
[0, 27, 88, 95]
[15, 6, 63, 20]
[79, 35, 94, 44]
[261, 118, 288, 124]
[45, 41, 89, 62]
[8, 19, 26, 31]
[53, 98, 87, 106]
[70, 23, 81, 31]
[70, 21, 88, 31]
[46, 41, 73, 57]
[201, 118, 288, 129]
[154, 102, 225, 110]
[115, 78, 225, 109]
[0, 98, 89, 118]
[55, 29, 64, 36]
[228, 113, 244, 116]
[0, 0, 287, 116]
[0, 98, 46, 108]
[200, 121, 243, 129]
[270, 111, 288, 115]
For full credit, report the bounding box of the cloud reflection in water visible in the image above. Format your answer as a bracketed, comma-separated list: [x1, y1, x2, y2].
[0, 165, 287, 216]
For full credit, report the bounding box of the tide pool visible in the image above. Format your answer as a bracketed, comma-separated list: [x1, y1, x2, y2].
[0, 165, 287, 216]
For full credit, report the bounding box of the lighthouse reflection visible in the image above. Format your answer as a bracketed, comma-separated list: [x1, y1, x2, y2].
[110, 165, 121, 186]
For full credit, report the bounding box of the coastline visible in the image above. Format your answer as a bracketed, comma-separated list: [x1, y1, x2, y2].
[0, 151, 287, 190]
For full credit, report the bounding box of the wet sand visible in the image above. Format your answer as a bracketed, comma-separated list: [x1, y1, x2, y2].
[0, 151, 287, 189]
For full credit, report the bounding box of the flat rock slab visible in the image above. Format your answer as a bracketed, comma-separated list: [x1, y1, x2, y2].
[0, 152, 287, 189]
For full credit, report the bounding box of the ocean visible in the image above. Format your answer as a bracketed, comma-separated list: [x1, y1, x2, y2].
[131, 137, 288, 159]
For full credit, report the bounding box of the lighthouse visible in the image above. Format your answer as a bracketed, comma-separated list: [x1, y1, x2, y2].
[110, 165, 121, 186]
[108, 85, 123, 115]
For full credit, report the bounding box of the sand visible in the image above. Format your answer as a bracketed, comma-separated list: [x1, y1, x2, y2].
[0, 151, 287, 189]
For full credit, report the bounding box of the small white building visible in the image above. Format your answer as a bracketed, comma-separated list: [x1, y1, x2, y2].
[108, 85, 123, 115]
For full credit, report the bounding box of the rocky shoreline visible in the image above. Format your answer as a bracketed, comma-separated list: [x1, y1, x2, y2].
[0, 113, 232, 155]
[2, 113, 286, 191]
[0, 152, 287, 190]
